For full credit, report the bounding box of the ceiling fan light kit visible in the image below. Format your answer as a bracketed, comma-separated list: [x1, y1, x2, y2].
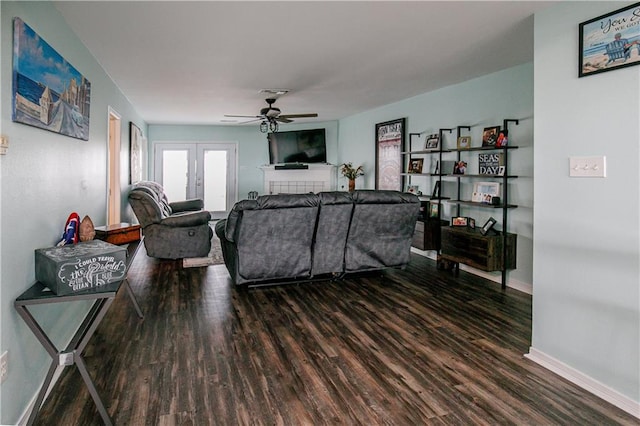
[224, 97, 318, 133]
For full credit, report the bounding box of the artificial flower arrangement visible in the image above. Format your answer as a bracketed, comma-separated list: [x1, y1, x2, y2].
[340, 162, 364, 180]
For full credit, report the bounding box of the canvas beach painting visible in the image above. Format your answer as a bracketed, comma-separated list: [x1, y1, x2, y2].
[579, 2, 640, 77]
[12, 18, 91, 140]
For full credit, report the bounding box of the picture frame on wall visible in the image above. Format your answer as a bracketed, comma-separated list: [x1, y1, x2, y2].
[471, 181, 500, 203]
[375, 118, 406, 191]
[482, 126, 500, 147]
[431, 180, 441, 199]
[425, 133, 440, 150]
[407, 185, 419, 195]
[408, 158, 424, 174]
[429, 201, 440, 218]
[12, 18, 91, 140]
[579, 2, 640, 78]
[452, 217, 468, 227]
[457, 136, 471, 150]
[130, 122, 143, 184]
[480, 217, 497, 235]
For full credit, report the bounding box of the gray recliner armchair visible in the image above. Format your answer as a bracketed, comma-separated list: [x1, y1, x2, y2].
[128, 181, 212, 259]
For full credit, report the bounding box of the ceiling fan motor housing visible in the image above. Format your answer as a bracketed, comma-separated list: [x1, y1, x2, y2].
[261, 106, 281, 117]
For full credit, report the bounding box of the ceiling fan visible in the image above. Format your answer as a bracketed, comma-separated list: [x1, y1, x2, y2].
[225, 98, 318, 132]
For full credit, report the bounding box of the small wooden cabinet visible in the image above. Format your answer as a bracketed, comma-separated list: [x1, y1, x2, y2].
[439, 226, 516, 272]
[412, 218, 447, 250]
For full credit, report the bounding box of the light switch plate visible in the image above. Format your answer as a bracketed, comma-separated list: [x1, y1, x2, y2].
[0, 136, 7, 155]
[569, 156, 606, 177]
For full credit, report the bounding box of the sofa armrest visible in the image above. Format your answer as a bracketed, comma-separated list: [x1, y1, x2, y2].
[161, 210, 211, 227]
[170, 198, 204, 212]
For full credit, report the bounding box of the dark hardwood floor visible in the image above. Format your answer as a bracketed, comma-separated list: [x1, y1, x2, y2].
[35, 249, 637, 425]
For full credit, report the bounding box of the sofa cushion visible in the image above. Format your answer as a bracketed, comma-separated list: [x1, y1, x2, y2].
[345, 190, 420, 271]
[312, 192, 354, 275]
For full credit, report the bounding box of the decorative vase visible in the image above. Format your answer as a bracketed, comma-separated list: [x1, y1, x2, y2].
[348, 179, 355, 192]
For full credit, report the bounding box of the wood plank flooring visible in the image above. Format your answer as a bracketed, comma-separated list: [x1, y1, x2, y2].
[34, 249, 637, 425]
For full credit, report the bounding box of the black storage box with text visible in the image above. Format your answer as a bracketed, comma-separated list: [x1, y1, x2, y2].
[35, 240, 127, 295]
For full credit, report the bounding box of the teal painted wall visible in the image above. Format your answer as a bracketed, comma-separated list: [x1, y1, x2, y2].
[533, 1, 639, 405]
[0, 2, 146, 423]
[148, 121, 339, 199]
[337, 64, 534, 288]
[2, 1, 637, 421]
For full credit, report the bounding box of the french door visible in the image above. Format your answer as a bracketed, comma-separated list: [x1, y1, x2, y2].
[153, 142, 237, 219]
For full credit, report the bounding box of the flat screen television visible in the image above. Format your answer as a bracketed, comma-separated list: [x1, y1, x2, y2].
[268, 128, 327, 164]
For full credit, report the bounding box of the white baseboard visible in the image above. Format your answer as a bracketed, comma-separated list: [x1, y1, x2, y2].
[525, 347, 640, 419]
[410, 247, 532, 295]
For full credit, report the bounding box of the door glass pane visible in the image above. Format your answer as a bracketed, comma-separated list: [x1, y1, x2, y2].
[162, 150, 188, 202]
[203, 150, 227, 212]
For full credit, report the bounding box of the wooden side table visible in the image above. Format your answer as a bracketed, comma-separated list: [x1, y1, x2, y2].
[95, 222, 141, 245]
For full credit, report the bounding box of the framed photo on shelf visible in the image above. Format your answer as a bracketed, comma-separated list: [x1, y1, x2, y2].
[471, 181, 500, 203]
[482, 126, 500, 147]
[375, 118, 405, 191]
[429, 201, 439, 218]
[496, 129, 508, 147]
[431, 180, 441, 199]
[457, 136, 471, 150]
[469, 218, 476, 229]
[452, 216, 468, 227]
[453, 161, 467, 175]
[408, 158, 424, 174]
[579, 2, 640, 78]
[425, 133, 440, 150]
[480, 217, 497, 235]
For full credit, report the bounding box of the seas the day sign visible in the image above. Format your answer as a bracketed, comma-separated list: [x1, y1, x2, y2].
[478, 153, 505, 175]
[12, 18, 91, 140]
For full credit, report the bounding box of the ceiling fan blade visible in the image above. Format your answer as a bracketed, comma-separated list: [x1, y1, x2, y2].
[276, 117, 293, 124]
[279, 113, 318, 119]
[224, 114, 262, 118]
[239, 118, 263, 124]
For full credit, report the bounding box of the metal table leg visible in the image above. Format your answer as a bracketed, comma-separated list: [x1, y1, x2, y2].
[16, 296, 116, 426]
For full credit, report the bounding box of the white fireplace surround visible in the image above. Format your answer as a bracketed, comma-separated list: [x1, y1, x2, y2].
[260, 164, 337, 195]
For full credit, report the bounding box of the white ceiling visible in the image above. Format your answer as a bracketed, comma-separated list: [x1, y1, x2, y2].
[53, 1, 552, 126]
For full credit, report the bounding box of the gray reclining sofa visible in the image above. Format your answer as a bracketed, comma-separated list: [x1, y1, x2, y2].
[215, 190, 420, 286]
[128, 181, 212, 259]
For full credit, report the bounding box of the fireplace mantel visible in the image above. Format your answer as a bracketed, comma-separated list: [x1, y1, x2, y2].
[260, 164, 337, 194]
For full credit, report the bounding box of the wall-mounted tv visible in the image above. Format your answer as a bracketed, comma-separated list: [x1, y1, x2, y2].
[268, 128, 327, 164]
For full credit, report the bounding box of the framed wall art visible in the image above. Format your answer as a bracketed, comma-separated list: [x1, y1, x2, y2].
[472, 181, 500, 203]
[457, 136, 471, 150]
[482, 126, 500, 147]
[130, 122, 143, 184]
[579, 2, 640, 77]
[425, 133, 439, 150]
[375, 118, 406, 190]
[408, 158, 424, 174]
[12, 18, 91, 140]
[480, 217, 497, 235]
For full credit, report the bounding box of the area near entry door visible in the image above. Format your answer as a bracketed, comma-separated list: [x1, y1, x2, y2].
[153, 142, 237, 219]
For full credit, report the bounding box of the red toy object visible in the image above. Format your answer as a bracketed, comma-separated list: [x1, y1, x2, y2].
[56, 212, 80, 246]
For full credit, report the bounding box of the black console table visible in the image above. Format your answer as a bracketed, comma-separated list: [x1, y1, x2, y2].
[14, 239, 144, 426]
